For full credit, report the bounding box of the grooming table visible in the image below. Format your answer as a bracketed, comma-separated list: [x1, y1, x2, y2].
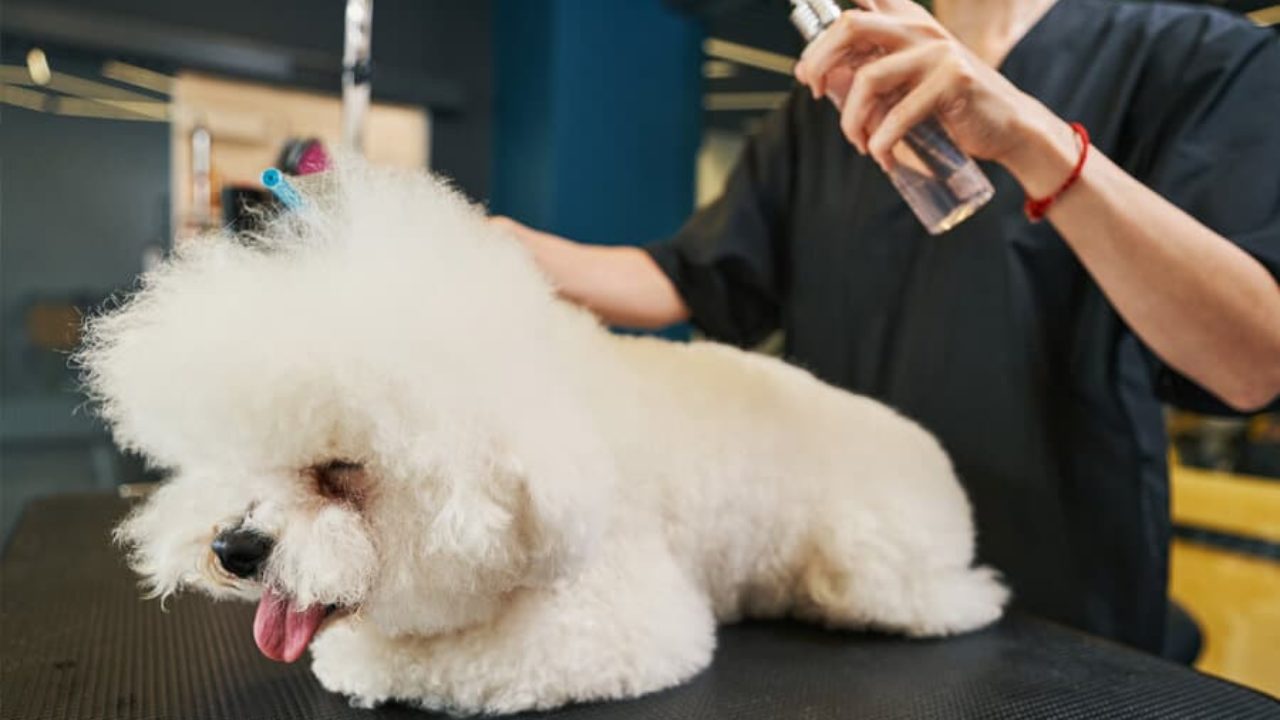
[3, 495, 1276, 719]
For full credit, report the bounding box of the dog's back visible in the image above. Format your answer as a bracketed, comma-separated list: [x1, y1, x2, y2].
[578, 334, 983, 623]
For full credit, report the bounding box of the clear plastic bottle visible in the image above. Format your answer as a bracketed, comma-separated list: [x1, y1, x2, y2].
[789, 0, 994, 234]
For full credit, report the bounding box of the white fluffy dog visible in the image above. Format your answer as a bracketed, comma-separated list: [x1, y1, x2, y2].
[80, 162, 1007, 715]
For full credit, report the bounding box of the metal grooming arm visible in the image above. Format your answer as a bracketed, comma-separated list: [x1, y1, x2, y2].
[342, 0, 374, 154]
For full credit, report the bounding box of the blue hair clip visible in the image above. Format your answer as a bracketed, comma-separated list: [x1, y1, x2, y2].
[261, 167, 304, 211]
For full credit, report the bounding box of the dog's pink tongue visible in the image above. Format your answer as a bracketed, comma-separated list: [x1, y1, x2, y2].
[253, 587, 326, 663]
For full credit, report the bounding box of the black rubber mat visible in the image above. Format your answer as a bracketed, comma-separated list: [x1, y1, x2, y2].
[3, 494, 1277, 719]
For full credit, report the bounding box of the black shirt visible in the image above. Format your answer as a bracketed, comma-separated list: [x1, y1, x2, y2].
[647, 0, 1280, 653]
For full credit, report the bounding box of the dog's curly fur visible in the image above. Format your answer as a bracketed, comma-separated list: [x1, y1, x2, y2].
[78, 161, 1007, 715]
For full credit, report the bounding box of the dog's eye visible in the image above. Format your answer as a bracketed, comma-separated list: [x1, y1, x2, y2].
[310, 460, 366, 504]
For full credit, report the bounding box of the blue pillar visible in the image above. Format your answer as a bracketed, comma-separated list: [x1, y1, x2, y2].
[492, 1, 703, 335]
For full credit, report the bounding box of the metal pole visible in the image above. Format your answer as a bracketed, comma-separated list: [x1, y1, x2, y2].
[342, 0, 374, 155]
[191, 124, 212, 227]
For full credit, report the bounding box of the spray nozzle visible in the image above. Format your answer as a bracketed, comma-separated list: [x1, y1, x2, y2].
[790, 0, 843, 42]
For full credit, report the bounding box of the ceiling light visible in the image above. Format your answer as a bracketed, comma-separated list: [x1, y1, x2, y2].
[26, 48, 51, 86]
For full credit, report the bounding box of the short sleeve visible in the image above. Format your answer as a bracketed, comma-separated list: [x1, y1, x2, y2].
[645, 89, 805, 347]
[1126, 12, 1280, 412]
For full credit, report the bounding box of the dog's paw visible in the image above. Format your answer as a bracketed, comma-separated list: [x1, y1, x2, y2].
[904, 565, 1009, 637]
[310, 625, 396, 708]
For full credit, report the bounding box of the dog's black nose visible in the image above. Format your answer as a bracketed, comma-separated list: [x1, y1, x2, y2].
[211, 528, 274, 579]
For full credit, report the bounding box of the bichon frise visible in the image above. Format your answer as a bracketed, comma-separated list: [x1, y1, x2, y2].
[79, 161, 1007, 715]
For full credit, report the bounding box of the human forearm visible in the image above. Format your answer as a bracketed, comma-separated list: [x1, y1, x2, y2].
[1004, 113, 1280, 411]
[491, 218, 689, 329]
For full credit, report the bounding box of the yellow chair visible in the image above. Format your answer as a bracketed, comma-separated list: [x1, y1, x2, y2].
[1169, 455, 1280, 696]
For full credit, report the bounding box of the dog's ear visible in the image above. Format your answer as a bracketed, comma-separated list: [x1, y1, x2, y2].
[114, 473, 245, 603]
[422, 440, 611, 584]
[506, 439, 614, 584]
[115, 482, 188, 601]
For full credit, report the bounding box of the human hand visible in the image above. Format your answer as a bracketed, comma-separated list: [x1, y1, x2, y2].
[488, 215, 547, 248]
[793, 0, 1072, 177]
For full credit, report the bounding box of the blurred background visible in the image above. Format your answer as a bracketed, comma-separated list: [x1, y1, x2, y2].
[1, 0, 1276, 697]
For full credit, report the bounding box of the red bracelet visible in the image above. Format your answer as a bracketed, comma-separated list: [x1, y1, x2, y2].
[1023, 122, 1090, 222]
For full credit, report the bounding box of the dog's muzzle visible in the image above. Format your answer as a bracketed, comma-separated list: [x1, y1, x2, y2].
[212, 527, 274, 579]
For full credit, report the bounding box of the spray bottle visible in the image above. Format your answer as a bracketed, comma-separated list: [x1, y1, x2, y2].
[789, 0, 993, 234]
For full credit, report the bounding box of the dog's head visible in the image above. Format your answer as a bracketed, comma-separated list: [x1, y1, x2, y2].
[78, 162, 613, 662]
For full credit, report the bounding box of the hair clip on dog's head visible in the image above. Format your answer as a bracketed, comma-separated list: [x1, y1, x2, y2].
[261, 167, 305, 212]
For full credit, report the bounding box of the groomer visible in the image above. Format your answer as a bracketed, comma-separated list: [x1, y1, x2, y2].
[493, 0, 1280, 657]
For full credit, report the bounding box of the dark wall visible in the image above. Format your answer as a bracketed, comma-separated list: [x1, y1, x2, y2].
[396, 2, 492, 199]
[0, 86, 171, 540]
[2, 0, 494, 199]
[0, 108, 168, 360]
[490, 0, 703, 246]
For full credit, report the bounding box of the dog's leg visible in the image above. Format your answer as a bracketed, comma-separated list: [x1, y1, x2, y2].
[310, 539, 715, 715]
[794, 518, 1008, 638]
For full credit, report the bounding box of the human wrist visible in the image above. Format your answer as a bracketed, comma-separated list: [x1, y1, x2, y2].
[1000, 106, 1080, 199]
